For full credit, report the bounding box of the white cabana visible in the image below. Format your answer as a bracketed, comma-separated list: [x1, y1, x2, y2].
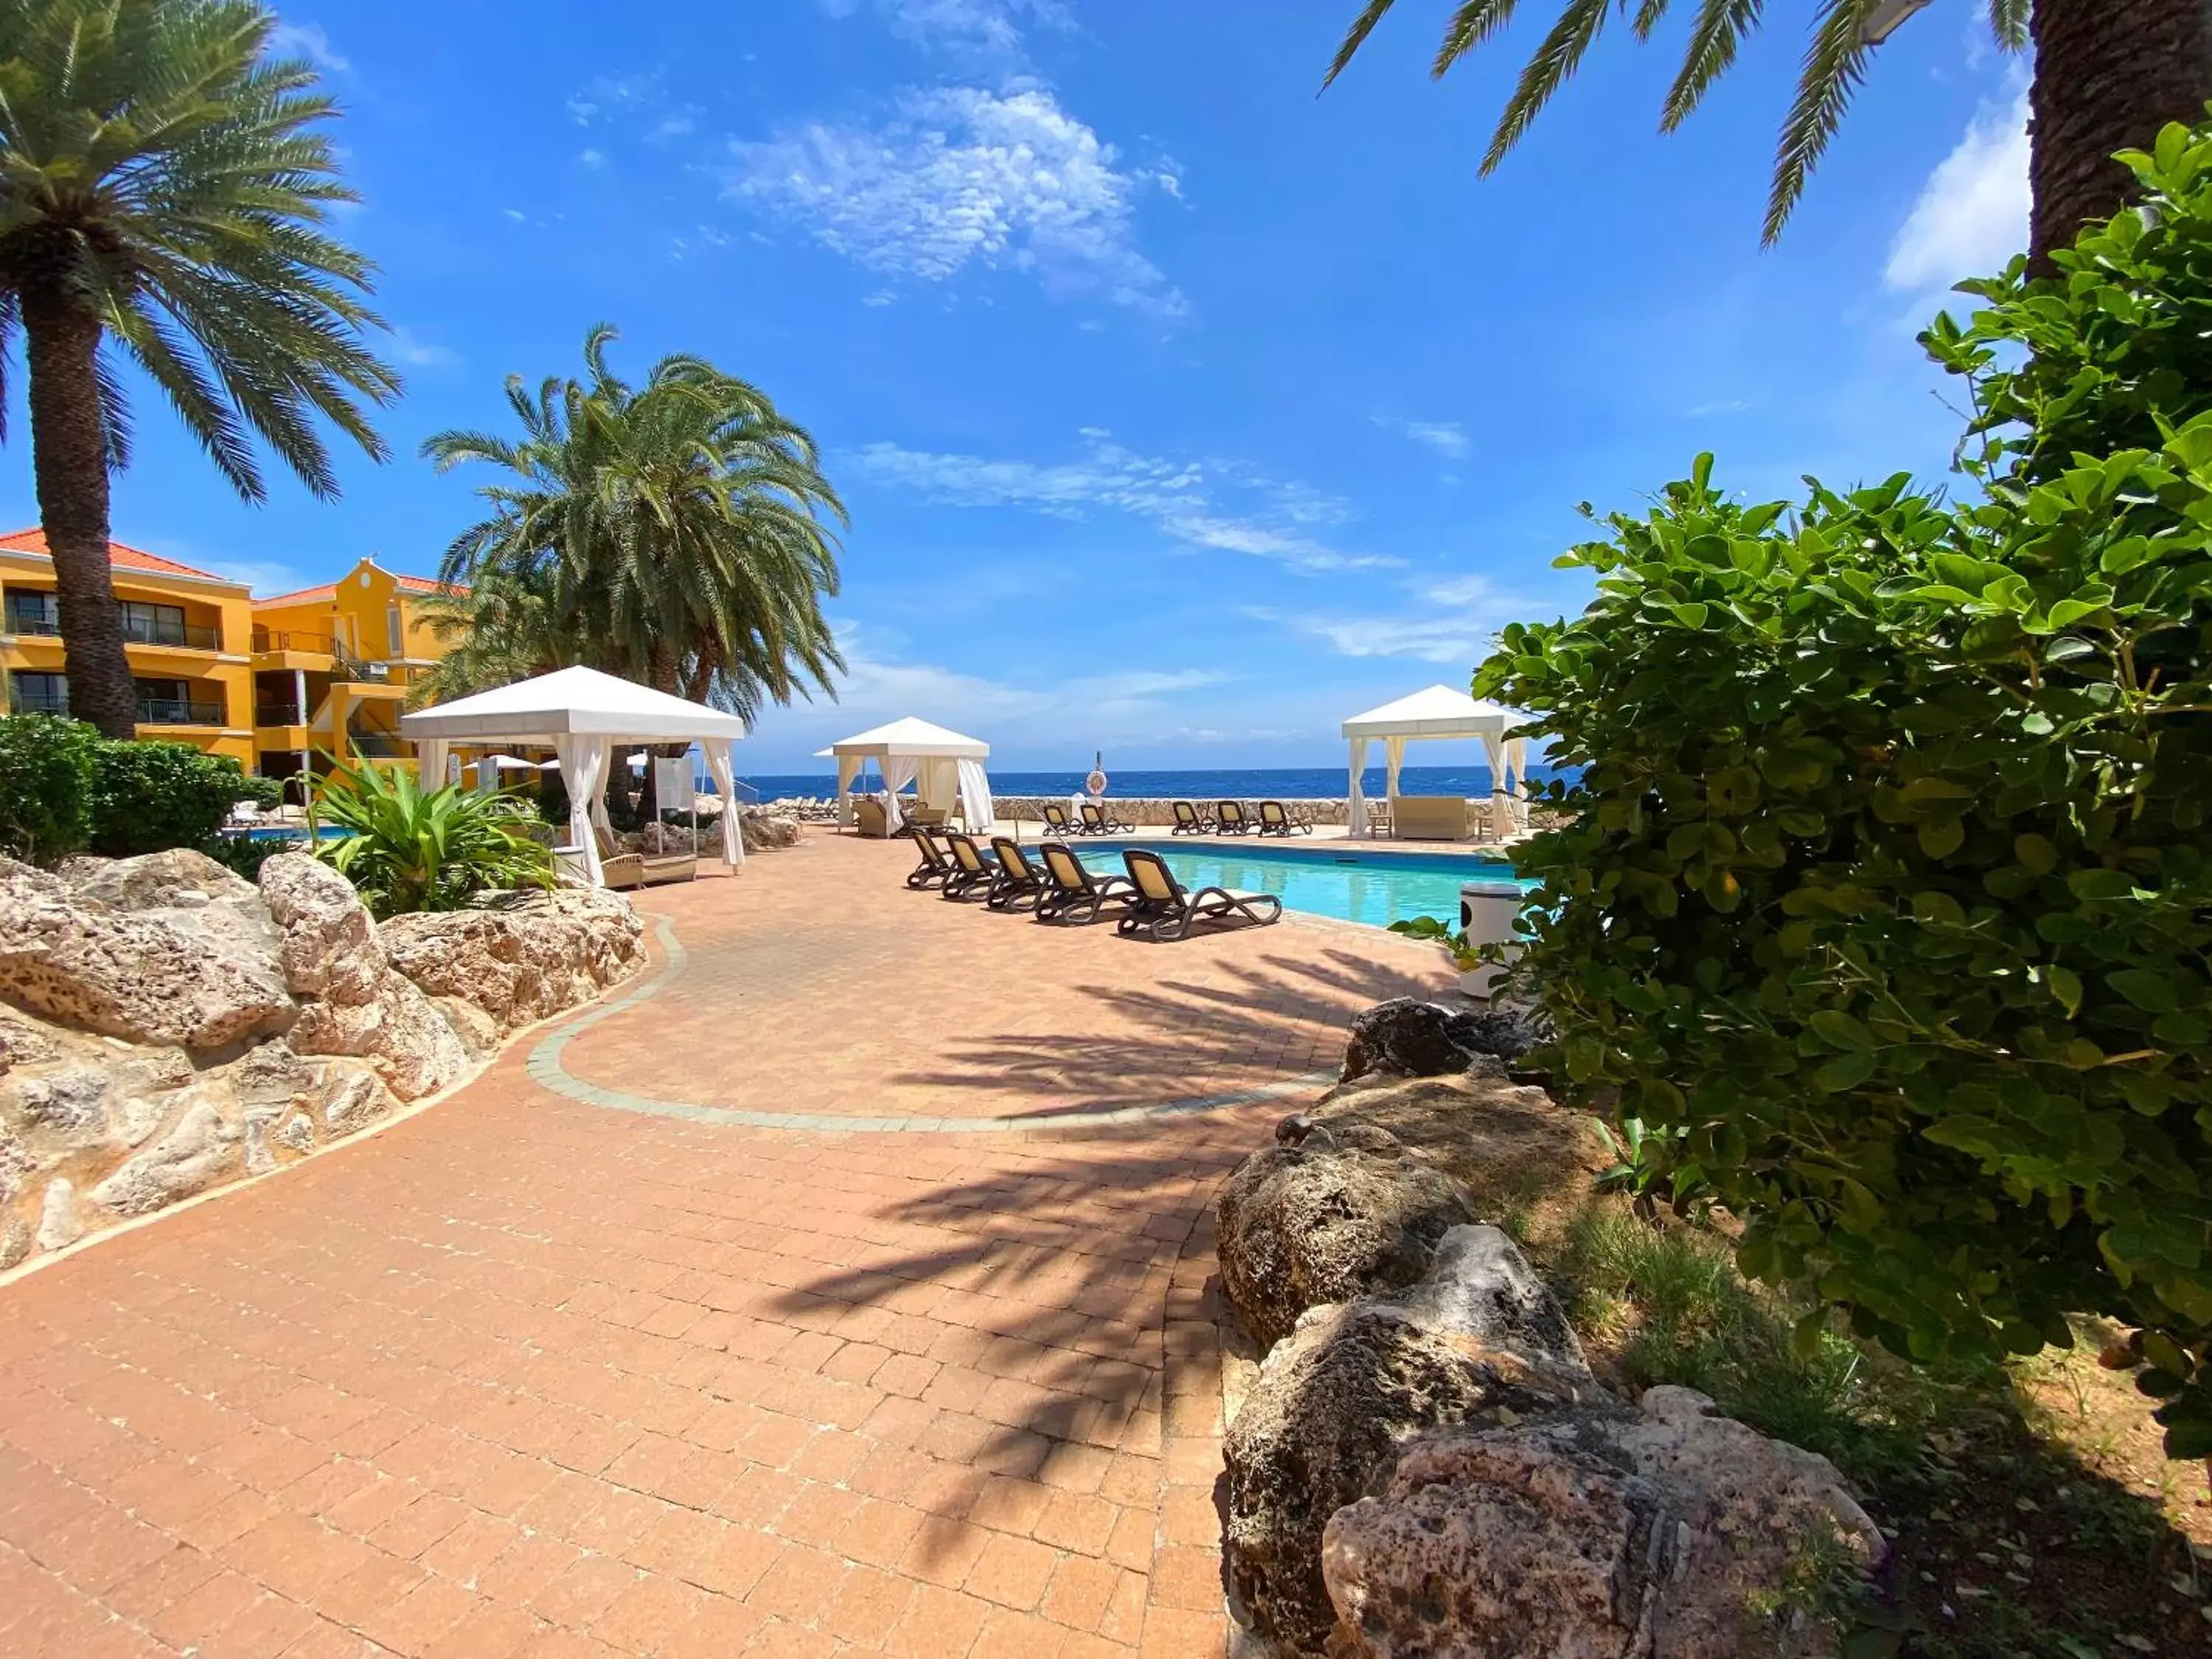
[1340, 684, 1531, 837]
[827, 717, 992, 834]
[400, 666, 749, 886]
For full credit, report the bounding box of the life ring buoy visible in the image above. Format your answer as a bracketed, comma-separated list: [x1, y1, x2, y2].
[1085, 768, 1108, 796]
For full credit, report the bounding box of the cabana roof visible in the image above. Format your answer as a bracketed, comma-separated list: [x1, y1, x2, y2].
[827, 717, 990, 759]
[1341, 684, 1523, 740]
[398, 666, 747, 745]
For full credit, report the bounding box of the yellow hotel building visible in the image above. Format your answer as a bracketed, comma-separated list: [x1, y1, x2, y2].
[0, 532, 459, 786]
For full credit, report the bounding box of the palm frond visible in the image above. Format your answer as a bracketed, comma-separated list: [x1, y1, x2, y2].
[1661, 0, 1765, 131]
[1986, 0, 2028, 52]
[1434, 0, 1528, 75]
[1764, 0, 1877, 244]
[1481, 0, 1614, 175]
[1322, 0, 1401, 89]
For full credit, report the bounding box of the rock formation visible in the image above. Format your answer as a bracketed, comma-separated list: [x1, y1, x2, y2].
[380, 889, 644, 1032]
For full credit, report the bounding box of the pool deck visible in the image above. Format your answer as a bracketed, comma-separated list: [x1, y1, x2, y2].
[0, 828, 1459, 1658]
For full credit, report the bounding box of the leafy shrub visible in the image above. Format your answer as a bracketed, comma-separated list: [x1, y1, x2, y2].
[87, 739, 275, 858]
[199, 833, 285, 881]
[312, 759, 553, 917]
[1481, 119, 2212, 1457]
[0, 714, 100, 863]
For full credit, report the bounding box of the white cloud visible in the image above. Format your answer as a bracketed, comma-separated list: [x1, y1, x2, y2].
[579, 147, 607, 170]
[1374, 417, 1469, 459]
[387, 326, 459, 369]
[1251, 571, 1525, 663]
[651, 107, 702, 142]
[851, 429, 1391, 573]
[1885, 85, 2028, 293]
[825, 0, 1074, 59]
[268, 20, 348, 73]
[726, 85, 1183, 317]
[861, 290, 897, 307]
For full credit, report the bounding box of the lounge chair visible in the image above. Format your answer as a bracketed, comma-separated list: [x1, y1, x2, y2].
[588, 827, 647, 891]
[1077, 801, 1130, 835]
[853, 797, 891, 838]
[1034, 841, 1135, 924]
[1040, 801, 1078, 837]
[942, 832, 999, 899]
[1215, 800, 1255, 835]
[907, 829, 954, 890]
[1256, 800, 1315, 837]
[987, 838, 1048, 911]
[1116, 848, 1283, 942]
[1169, 800, 1216, 835]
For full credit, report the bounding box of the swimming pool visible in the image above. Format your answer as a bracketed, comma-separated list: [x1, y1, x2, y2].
[240, 826, 351, 842]
[1074, 840, 1533, 929]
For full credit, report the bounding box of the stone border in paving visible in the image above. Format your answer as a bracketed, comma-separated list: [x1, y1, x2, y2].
[529, 914, 1338, 1134]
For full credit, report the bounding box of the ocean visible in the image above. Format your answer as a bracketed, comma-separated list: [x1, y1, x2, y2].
[734, 764, 1576, 800]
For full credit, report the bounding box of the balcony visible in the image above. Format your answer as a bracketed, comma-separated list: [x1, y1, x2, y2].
[254, 703, 304, 728]
[347, 731, 411, 758]
[9, 686, 67, 716]
[5, 610, 58, 638]
[122, 615, 221, 650]
[251, 627, 335, 655]
[138, 695, 226, 726]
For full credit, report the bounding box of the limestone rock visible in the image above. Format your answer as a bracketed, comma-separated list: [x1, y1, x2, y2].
[0, 1009, 60, 1073]
[35, 1178, 83, 1251]
[0, 1121, 33, 1205]
[65, 849, 285, 964]
[273, 1111, 316, 1154]
[224, 1040, 310, 1110]
[11, 1067, 111, 1135]
[1217, 1121, 1475, 1351]
[431, 997, 502, 1060]
[88, 1099, 241, 1217]
[318, 1063, 395, 1136]
[0, 856, 294, 1050]
[1382, 1225, 1588, 1374]
[1339, 998, 1551, 1086]
[738, 809, 801, 852]
[1310, 1073, 1604, 1218]
[290, 990, 465, 1102]
[380, 889, 644, 1033]
[1225, 1297, 1598, 1655]
[0, 1217, 28, 1270]
[1322, 1388, 1885, 1659]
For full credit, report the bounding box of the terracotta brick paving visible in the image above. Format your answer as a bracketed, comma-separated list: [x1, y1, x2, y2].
[0, 830, 1454, 1657]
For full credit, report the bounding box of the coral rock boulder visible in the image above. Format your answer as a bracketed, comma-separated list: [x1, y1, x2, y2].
[379, 889, 644, 1034]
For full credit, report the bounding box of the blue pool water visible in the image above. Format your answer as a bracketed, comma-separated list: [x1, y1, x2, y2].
[242, 827, 351, 842]
[1074, 840, 1534, 929]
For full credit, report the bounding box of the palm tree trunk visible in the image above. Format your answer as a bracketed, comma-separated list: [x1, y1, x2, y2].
[21, 291, 134, 739]
[2029, 0, 2212, 266]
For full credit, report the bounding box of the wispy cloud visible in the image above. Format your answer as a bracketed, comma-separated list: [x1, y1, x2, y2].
[726, 85, 1184, 317]
[1251, 571, 1526, 663]
[268, 20, 348, 74]
[1885, 83, 2028, 296]
[387, 325, 459, 369]
[1373, 416, 1468, 459]
[579, 147, 607, 170]
[821, 0, 1074, 61]
[851, 429, 1392, 573]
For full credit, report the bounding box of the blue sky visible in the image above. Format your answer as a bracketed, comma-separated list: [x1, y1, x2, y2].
[2, 0, 2031, 771]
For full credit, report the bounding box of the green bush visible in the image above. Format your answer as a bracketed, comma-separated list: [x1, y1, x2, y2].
[86, 738, 274, 858]
[312, 758, 553, 917]
[1481, 118, 2212, 1458]
[0, 714, 100, 863]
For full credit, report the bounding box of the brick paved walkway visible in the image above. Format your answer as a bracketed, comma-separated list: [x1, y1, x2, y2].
[0, 832, 1455, 1658]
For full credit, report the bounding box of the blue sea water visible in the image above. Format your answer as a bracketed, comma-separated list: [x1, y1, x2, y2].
[737, 764, 1575, 800]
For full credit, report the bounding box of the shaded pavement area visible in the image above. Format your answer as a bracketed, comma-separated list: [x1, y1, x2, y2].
[0, 830, 1455, 1658]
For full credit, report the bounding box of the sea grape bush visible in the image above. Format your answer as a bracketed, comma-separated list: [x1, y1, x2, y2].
[1479, 119, 2212, 1456]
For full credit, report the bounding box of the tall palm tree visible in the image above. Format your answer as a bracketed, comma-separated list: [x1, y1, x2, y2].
[1326, 1, 2212, 260]
[0, 0, 399, 738]
[424, 324, 847, 808]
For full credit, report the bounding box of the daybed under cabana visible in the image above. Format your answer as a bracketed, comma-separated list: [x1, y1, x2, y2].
[1340, 684, 1531, 840]
[399, 665, 748, 888]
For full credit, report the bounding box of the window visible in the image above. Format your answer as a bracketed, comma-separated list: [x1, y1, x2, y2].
[8, 671, 67, 714]
[4, 590, 58, 636]
[387, 604, 403, 657]
[117, 600, 189, 647]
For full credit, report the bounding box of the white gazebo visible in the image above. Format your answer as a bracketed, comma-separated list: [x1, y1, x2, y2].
[1340, 684, 1531, 837]
[827, 717, 993, 833]
[399, 665, 749, 886]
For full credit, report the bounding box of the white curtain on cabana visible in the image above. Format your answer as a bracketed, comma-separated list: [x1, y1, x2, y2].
[1385, 736, 1408, 815]
[704, 740, 745, 866]
[1346, 736, 1371, 835]
[882, 754, 921, 830]
[414, 738, 449, 791]
[956, 758, 992, 832]
[552, 734, 610, 886]
[835, 754, 863, 827]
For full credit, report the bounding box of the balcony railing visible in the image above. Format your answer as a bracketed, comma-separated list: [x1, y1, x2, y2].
[251, 627, 336, 655]
[347, 731, 410, 757]
[4, 610, 59, 637]
[254, 703, 305, 728]
[122, 616, 221, 650]
[137, 696, 226, 726]
[10, 688, 67, 716]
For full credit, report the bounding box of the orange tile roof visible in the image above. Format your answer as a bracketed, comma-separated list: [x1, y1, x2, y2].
[257, 571, 461, 606]
[0, 526, 229, 582]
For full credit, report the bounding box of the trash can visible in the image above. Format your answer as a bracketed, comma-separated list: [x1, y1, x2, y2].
[1458, 879, 1525, 1001]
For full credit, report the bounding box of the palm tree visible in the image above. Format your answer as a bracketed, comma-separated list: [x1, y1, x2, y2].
[1326, 1, 2212, 260]
[423, 324, 847, 811]
[0, 0, 399, 739]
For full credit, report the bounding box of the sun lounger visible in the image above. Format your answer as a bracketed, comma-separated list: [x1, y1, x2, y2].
[907, 829, 954, 889]
[1116, 849, 1283, 942]
[1040, 802, 1078, 837]
[1035, 841, 1135, 923]
[986, 838, 1049, 911]
[1077, 801, 1130, 835]
[1170, 800, 1216, 835]
[1214, 800, 1254, 835]
[853, 797, 891, 838]
[1256, 800, 1315, 836]
[942, 832, 999, 899]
